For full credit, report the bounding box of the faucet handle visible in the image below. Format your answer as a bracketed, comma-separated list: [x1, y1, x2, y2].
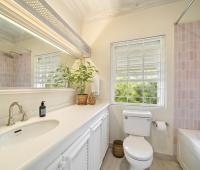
[19, 105, 23, 113]
[21, 113, 28, 121]
[21, 109, 29, 121]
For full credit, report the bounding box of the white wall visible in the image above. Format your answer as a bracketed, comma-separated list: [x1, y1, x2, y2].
[0, 39, 15, 51]
[0, 89, 75, 126]
[82, 1, 200, 155]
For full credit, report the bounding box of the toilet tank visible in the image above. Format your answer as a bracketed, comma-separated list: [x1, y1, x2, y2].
[123, 110, 152, 137]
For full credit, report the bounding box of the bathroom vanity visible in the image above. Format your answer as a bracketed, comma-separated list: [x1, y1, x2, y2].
[0, 2, 108, 170]
[0, 102, 109, 170]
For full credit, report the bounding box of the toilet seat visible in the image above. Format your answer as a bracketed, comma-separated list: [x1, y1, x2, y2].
[123, 135, 153, 161]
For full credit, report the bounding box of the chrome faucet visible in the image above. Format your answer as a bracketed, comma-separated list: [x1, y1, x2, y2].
[7, 102, 28, 126]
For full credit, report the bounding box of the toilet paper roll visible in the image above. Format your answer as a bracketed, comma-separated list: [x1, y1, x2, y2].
[155, 121, 167, 131]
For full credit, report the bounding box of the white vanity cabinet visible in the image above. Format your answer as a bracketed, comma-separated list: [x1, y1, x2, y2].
[89, 111, 109, 170]
[46, 109, 109, 170]
[62, 130, 90, 170]
[89, 118, 103, 170]
[46, 156, 63, 170]
[46, 131, 90, 170]
[101, 113, 109, 160]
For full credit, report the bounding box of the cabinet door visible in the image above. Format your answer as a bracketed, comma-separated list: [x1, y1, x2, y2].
[101, 113, 109, 160]
[46, 156, 63, 170]
[89, 118, 103, 170]
[62, 130, 90, 170]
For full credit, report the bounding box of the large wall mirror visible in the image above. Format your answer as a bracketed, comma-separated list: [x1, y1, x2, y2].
[0, 15, 76, 89]
[0, 0, 91, 91]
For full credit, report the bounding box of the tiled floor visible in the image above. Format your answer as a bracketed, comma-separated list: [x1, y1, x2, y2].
[102, 149, 182, 170]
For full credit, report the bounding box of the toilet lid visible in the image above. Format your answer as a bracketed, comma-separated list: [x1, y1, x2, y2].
[123, 136, 153, 161]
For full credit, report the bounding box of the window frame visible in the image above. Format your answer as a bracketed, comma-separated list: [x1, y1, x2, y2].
[110, 35, 165, 107]
[34, 51, 60, 88]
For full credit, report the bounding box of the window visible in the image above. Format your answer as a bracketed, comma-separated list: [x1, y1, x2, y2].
[34, 52, 60, 88]
[111, 35, 165, 106]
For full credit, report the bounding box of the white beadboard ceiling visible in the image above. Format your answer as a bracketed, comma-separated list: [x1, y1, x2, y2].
[0, 18, 31, 43]
[59, 0, 180, 22]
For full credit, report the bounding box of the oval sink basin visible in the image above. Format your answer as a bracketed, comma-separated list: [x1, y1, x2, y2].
[0, 120, 59, 147]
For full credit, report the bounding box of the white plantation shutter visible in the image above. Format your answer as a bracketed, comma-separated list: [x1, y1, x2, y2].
[111, 36, 165, 106]
[34, 52, 60, 88]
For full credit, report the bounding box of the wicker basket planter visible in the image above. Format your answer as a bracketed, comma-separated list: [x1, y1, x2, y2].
[112, 140, 124, 158]
[77, 94, 88, 105]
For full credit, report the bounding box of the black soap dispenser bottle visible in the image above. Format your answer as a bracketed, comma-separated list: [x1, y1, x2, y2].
[39, 101, 46, 117]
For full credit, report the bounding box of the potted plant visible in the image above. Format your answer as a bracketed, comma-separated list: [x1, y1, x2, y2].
[52, 64, 74, 88]
[73, 61, 98, 105]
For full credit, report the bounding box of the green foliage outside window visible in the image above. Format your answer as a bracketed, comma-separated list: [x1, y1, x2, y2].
[114, 82, 158, 104]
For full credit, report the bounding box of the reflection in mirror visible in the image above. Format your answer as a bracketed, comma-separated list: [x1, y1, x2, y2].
[0, 15, 76, 89]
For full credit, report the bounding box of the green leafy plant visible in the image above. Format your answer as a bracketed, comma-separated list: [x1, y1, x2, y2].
[52, 64, 74, 88]
[115, 82, 158, 104]
[73, 61, 98, 94]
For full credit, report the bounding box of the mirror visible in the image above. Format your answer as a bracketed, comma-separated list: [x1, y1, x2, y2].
[0, 15, 76, 89]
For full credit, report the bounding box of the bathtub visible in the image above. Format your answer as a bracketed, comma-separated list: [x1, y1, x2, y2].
[177, 129, 200, 170]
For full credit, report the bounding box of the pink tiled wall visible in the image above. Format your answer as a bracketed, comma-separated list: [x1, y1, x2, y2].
[0, 53, 15, 87]
[174, 21, 200, 130]
[14, 51, 32, 87]
[0, 51, 31, 87]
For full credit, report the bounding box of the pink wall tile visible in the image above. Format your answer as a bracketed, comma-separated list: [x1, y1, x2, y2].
[0, 51, 31, 87]
[174, 21, 200, 130]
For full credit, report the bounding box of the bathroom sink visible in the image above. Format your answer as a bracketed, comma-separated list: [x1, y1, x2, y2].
[0, 120, 59, 147]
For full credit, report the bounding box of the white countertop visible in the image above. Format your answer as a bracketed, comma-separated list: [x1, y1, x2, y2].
[0, 101, 109, 170]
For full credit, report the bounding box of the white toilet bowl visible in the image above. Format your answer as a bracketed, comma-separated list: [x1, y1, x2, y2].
[123, 135, 153, 170]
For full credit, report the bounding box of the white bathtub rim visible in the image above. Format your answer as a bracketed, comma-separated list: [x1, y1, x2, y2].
[178, 128, 200, 160]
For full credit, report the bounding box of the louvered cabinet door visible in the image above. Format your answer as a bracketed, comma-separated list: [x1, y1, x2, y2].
[62, 131, 90, 170]
[101, 113, 109, 160]
[46, 155, 63, 170]
[89, 119, 103, 170]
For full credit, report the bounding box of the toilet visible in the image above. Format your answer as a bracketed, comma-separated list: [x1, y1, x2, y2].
[123, 110, 153, 170]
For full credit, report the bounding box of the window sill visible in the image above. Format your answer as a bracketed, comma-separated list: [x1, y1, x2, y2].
[110, 102, 165, 109]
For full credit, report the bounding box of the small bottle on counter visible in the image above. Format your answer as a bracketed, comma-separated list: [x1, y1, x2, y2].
[39, 101, 46, 117]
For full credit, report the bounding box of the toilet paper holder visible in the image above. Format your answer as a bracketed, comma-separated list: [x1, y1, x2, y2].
[152, 121, 169, 127]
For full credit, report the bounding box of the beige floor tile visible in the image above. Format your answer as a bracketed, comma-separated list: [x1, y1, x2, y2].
[102, 149, 182, 170]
